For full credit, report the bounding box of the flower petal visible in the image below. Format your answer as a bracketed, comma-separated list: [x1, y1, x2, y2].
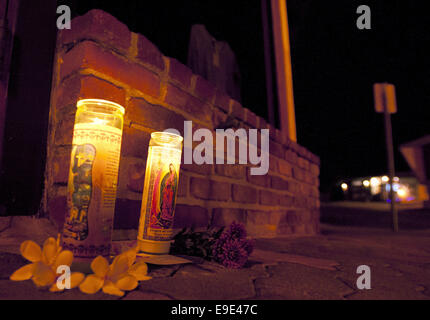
[115, 274, 138, 291]
[54, 250, 73, 268]
[122, 247, 137, 267]
[49, 283, 64, 292]
[102, 280, 125, 297]
[91, 256, 109, 278]
[9, 263, 35, 281]
[79, 275, 104, 294]
[42, 237, 58, 265]
[32, 262, 56, 287]
[70, 272, 85, 289]
[128, 261, 148, 280]
[108, 255, 129, 279]
[20, 241, 42, 262]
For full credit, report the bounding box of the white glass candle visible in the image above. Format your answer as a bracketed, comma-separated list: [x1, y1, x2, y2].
[62, 99, 125, 261]
[138, 132, 183, 255]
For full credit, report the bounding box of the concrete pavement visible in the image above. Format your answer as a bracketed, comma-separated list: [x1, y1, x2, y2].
[0, 204, 429, 300]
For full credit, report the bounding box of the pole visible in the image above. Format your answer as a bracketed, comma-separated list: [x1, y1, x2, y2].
[271, 0, 297, 142]
[383, 84, 398, 232]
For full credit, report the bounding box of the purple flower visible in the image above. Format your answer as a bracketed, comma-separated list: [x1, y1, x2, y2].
[225, 221, 247, 240]
[212, 222, 254, 269]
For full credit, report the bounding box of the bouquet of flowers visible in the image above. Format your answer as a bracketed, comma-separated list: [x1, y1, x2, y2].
[171, 221, 254, 269]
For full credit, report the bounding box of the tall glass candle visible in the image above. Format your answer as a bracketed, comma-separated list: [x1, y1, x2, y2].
[62, 99, 125, 261]
[138, 132, 183, 255]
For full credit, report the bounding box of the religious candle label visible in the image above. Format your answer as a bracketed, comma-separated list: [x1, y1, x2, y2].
[63, 123, 122, 259]
[138, 146, 181, 242]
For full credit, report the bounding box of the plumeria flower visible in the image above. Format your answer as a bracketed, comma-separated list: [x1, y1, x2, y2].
[10, 235, 85, 292]
[79, 247, 151, 297]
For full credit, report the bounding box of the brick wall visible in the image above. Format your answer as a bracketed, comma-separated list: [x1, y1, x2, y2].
[43, 9, 320, 238]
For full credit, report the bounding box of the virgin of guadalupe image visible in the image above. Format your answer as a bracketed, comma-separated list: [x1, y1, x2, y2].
[149, 163, 178, 229]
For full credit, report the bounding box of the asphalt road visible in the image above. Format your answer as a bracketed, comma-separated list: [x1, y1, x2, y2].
[321, 201, 430, 230]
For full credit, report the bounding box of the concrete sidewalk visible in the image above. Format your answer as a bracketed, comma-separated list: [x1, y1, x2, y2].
[0, 216, 429, 300]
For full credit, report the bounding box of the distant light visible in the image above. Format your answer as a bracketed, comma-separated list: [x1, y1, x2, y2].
[341, 183, 348, 191]
[393, 177, 400, 182]
[382, 176, 389, 183]
[363, 180, 370, 188]
[370, 177, 381, 187]
[393, 183, 400, 192]
[397, 188, 406, 198]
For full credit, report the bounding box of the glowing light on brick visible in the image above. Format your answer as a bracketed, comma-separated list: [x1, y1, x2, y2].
[138, 132, 183, 255]
[62, 99, 125, 261]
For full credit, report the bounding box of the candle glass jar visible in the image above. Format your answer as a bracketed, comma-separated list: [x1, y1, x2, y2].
[138, 132, 183, 255]
[62, 99, 125, 261]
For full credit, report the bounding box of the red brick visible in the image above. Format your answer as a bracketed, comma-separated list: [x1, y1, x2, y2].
[246, 210, 270, 225]
[269, 140, 284, 159]
[136, 34, 165, 71]
[164, 83, 212, 123]
[282, 210, 300, 226]
[177, 174, 188, 197]
[258, 116, 268, 130]
[269, 156, 278, 173]
[271, 176, 289, 190]
[126, 160, 147, 193]
[232, 185, 257, 203]
[127, 97, 186, 134]
[190, 177, 230, 201]
[285, 149, 298, 164]
[215, 164, 246, 180]
[168, 58, 193, 88]
[278, 159, 292, 177]
[298, 157, 310, 170]
[113, 199, 141, 229]
[54, 106, 76, 146]
[181, 163, 213, 175]
[279, 194, 293, 207]
[245, 109, 258, 128]
[56, 74, 126, 108]
[47, 195, 67, 230]
[211, 208, 246, 227]
[173, 205, 209, 228]
[292, 224, 306, 234]
[231, 100, 245, 120]
[247, 170, 269, 187]
[52, 146, 72, 184]
[60, 41, 160, 98]
[269, 125, 277, 141]
[212, 109, 228, 129]
[293, 167, 305, 182]
[121, 125, 151, 158]
[288, 180, 298, 194]
[58, 9, 131, 53]
[214, 90, 231, 113]
[194, 75, 215, 103]
[259, 190, 279, 206]
[310, 163, 320, 176]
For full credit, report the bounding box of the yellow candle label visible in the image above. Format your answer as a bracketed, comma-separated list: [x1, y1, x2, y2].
[138, 146, 181, 242]
[63, 123, 122, 259]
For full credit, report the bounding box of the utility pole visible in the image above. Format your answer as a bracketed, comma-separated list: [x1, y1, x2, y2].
[374, 83, 398, 232]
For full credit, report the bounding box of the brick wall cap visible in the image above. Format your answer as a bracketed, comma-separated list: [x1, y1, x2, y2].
[58, 9, 131, 53]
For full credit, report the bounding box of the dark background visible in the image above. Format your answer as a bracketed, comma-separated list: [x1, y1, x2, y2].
[1, 0, 428, 214]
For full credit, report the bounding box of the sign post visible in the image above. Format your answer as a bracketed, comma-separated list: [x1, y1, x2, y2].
[373, 83, 398, 232]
